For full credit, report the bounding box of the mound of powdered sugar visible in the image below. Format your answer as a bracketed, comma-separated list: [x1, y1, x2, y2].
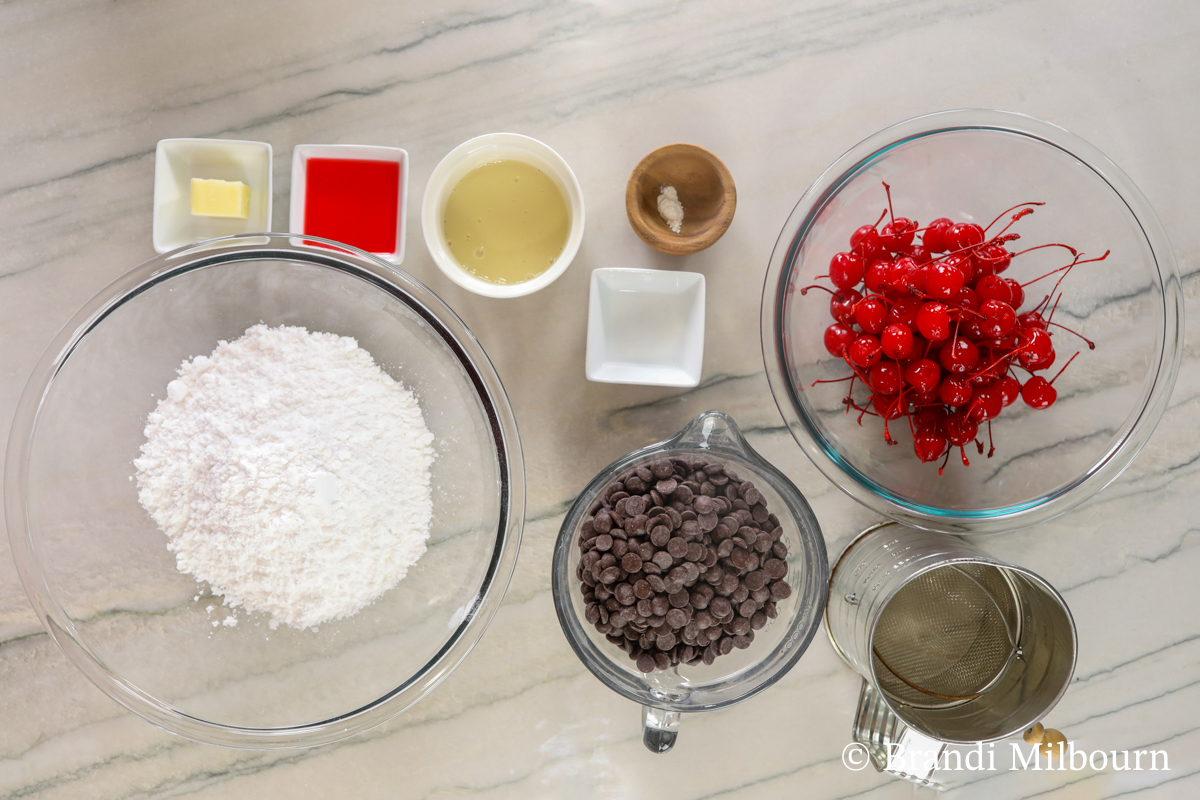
[134, 324, 436, 630]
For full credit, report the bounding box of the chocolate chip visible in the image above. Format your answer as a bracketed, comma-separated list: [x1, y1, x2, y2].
[745, 570, 768, 591]
[578, 457, 792, 673]
[615, 583, 636, 605]
[729, 547, 752, 570]
[763, 558, 787, 579]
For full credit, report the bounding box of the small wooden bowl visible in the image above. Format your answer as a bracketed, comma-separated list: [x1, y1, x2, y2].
[625, 144, 736, 256]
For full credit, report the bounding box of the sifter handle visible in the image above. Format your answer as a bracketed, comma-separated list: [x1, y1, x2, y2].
[852, 680, 946, 788]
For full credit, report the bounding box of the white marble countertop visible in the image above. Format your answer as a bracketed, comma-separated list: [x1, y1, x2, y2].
[2, 1, 1198, 797]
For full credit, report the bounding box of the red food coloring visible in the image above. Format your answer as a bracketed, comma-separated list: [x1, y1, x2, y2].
[304, 158, 400, 254]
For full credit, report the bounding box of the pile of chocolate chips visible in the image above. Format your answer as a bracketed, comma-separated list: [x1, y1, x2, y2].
[575, 456, 792, 672]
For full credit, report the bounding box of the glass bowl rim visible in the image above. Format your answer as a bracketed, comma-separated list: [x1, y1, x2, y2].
[4, 233, 526, 749]
[759, 108, 1184, 534]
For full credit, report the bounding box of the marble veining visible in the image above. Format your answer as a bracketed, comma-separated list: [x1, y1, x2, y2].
[3, 0, 1200, 798]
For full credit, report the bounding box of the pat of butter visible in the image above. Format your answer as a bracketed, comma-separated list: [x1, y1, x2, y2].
[190, 178, 250, 218]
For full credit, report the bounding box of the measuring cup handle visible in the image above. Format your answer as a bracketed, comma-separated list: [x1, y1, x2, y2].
[641, 705, 682, 753]
[852, 680, 946, 788]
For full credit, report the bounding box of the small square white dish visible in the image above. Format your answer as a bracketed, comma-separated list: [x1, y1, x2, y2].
[586, 268, 705, 387]
[290, 144, 408, 264]
[152, 139, 272, 253]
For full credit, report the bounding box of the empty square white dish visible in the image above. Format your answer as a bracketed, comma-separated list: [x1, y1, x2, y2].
[290, 144, 408, 264]
[586, 268, 705, 387]
[152, 138, 272, 253]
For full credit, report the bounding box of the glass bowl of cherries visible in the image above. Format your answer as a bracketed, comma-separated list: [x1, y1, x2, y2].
[761, 109, 1183, 534]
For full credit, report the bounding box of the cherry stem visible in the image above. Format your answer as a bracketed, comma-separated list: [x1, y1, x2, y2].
[1010, 242, 1079, 259]
[882, 182, 896, 225]
[984, 202, 1044, 233]
[937, 447, 952, 476]
[1048, 351, 1081, 385]
[986, 420, 995, 458]
[811, 375, 854, 387]
[799, 284, 837, 297]
[1019, 250, 1110, 290]
[1048, 320, 1096, 350]
[988, 208, 1037, 241]
[872, 207, 888, 229]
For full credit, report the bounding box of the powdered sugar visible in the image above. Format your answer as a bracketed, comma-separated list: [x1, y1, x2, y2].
[134, 324, 436, 630]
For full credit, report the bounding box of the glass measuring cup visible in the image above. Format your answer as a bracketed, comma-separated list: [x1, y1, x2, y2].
[551, 411, 828, 752]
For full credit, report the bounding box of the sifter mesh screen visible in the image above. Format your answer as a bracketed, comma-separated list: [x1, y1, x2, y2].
[872, 563, 1020, 709]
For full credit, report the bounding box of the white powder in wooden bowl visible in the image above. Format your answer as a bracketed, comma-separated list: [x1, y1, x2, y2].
[134, 324, 435, 630]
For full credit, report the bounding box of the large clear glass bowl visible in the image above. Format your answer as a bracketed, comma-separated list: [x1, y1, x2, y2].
[5, 234, 524, 748]
[761, 110, 1183, 534]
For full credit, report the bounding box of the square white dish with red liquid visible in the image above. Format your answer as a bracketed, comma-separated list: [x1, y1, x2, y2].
[290, 144, 409, 264]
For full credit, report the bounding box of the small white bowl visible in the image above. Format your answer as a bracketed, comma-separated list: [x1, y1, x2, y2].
[153, 139, 272, 253]
[422, 133, 584, 298]
[290, 144, 409, 264]
[586, 268, 705, 387]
